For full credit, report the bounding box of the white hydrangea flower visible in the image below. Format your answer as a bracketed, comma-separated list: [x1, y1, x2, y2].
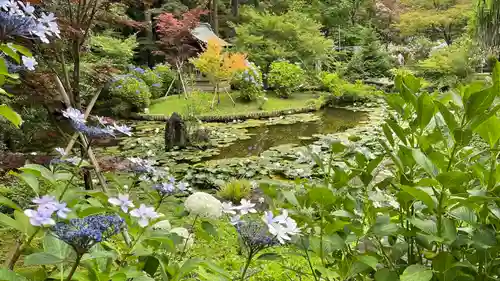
[184, 192, 223, 219]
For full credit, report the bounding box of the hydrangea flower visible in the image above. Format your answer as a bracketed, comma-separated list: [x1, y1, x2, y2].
[32, 195, 57, 206]
[24, 206, 55, 226]
[62, 107, 86, 124]
[54, 147, 66, 156]
[130, 204, 162, 227]
[236, 220, 279, 252]
[21, 55, 36, 70]
[222, 202, 236, 215]
[108, 194, 134, 213]
[52, 214, 124, 254]
[236, 199, 257, 215]
[153, 182, 175, 197]
[184, 192, 223, 219]
[112, 123, 132, 136]
[262, 210, 301, 244]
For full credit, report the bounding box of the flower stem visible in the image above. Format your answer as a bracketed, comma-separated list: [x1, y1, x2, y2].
[65, 254, 82, 281]
[240, 251, 254, 281]
[178, 215, 198, 260]
[6, 228, 40, 269]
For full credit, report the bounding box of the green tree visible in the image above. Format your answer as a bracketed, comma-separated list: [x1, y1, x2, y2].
[395, 0, 472, 44]
[233, 7, 332, 72]
[343, 28, 392, 80]
[474, 0, 500, 55]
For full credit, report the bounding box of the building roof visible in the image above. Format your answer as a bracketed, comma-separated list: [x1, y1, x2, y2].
[190, 22, 231, 46]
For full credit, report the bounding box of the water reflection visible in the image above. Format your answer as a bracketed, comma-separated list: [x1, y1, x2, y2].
[212, 107, 367, 159]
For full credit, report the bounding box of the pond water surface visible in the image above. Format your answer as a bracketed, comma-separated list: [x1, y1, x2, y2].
[212, 108, 367, 159]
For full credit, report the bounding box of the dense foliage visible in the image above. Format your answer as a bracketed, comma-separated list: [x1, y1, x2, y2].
[268, 61, 306, 98]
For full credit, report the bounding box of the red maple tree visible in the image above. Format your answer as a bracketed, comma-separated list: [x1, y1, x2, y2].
[156, 8, 208, 66]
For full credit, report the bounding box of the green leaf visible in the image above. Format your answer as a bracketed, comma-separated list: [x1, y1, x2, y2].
[401, 186, 435, 210]
[0, 195, 21, 211]
[0, 213, 24, 232]
[375, 268, 399, 281]
[201, 221, 217, 237]
[9, 44, 31, 57]
[16, 172, 39, 195]
[43, 234, 74, 260]
[306, 187, 335, 209]
[79, 206, 108, 217]
[412, 149, 438, 177]
[0, 268, 28, 281]
[372, 221, 399, 236]
[0, 44, 20, 63]
[0, 58, 7, 75]
[474, 115, 500, 147]
[400, 265, 433, 281]
[453, 129, 473, 146]
[437, 171, 470, 193]
[442, 218, 456, 243]
[435, 101, 458, 132]
[387, 119, 407, 145]
[449, 206, 477, 224]
[0, 105, 22, 128]
[282, 190, 299, 206]
[132, 276, 155, 281]
[382, 124, 395, 146]
[465, 88, 495, 121]
[357, 255, 378, 270]
[0, 87, 12, 97]
[257, 253, 282, 260]
[432, 252, 456, 280]
[330, 140, 346, 153]
[24, 253, 64, 265]
[416, 92, 434, 129]
[410, 218, 437, 235]
[20, 164, 55, 183]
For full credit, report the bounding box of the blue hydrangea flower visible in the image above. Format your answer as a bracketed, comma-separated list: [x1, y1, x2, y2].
[52, 214, 124, 254]
[152, 83, 161, 87]
[153, 182, 175, 197]
[236, 220, 279, 253]
[0, 11, 37, 40]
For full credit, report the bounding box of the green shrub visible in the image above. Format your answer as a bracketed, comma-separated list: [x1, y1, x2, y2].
[153, 63, 177, 95]
[129, 66, 164, 99]
[319, 71, 380, 100]
[98, 74, 151, 116]
[232, 62, 264, 101]
[343, 28, 392, 81]
[268, 61, 306, 98]
[319, 72, 343, 96]
[217, 179, 253, 204]
[416, 36, 482, 88]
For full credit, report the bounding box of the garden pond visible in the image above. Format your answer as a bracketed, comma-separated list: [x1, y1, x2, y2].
[94, 103, 386, 189]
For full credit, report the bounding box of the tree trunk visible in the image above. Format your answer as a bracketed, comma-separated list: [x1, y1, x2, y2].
[231, 0, 239, 18]
[211, 0, 219, 35]
[144, 4, 154, 67]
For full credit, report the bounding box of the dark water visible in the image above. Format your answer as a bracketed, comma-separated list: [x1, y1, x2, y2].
[212, 108, 367, 159]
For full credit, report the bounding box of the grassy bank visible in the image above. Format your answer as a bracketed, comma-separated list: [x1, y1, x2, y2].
[148, 91, 323, 116]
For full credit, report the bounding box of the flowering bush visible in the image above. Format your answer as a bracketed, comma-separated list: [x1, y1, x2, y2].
[0, 0, 60, 127]
[129, 66, 164, 99]
[99, 74, 151, 116]
[232, 61, 264, 101]
[268, 60, 306, 98]
[153, 63, 177, 95]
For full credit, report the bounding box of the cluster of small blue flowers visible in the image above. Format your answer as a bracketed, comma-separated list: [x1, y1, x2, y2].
[235, 220, 279, 252]
[52, 214, 124, 254]
[0, 0, 60, 43]
[62, 107, 132, 138]
[129, 65, 145, 75]
[240, 62, 263, 88]
[152, 176, 189, 197]
[127, 157, 167, 182]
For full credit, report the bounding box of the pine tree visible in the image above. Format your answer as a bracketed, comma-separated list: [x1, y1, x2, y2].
[344, 28, 392, 80]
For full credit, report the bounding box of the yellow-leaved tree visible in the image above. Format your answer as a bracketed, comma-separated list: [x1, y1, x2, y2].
[190, 38, 247, 108]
